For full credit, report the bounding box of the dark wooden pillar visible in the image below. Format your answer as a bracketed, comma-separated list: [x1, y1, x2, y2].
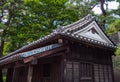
[6, 68, 13, 82]
[27, 65, 33, 82]
[111, 55, 115, 82]
[0, 69, 3, 82]
[62, 58, 66, 82]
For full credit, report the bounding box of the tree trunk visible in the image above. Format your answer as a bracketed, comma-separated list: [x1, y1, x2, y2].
[0, 30, 6, 82]
[0, 6, 13, 82]
[100, 0, 106, 16]
[0, 30, 6, 57]
[100, 0, 106, 30]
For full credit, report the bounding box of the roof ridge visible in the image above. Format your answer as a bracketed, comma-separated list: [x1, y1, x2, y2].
[52, 14, 96, 34]
[58, 14, 96, 32]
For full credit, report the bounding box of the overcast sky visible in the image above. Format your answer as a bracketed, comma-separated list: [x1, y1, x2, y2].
[92, 1, 119, 14]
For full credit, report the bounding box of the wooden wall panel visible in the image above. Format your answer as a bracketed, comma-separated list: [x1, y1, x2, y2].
[65, 43, 114, 82]
[67, 43, 112, 64]
[12, 66, 28, 82]
[6, 68, 13, 82]
[94, 64, 113, 82]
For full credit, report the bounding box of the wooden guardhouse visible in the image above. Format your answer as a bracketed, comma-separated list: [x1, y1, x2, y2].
[0, 15, 116, 82]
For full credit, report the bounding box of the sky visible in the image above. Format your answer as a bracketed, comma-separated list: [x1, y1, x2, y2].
[93, 1, 119, 14]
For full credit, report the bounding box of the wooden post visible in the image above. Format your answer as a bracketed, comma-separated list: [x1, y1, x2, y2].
[0, 69, 3, 82]
[27, 65, 33, 82]
[6, 68, 13, 82]
[62, 58, 66, 82]
[12, 68, 18, 82]
[111, 56, 115, 82]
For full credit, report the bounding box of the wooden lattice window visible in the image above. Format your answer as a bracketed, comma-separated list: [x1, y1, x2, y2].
[66, 61, 72, 82]
[79, 63, 93, 82]
[66, 61, 80, 82]
[80, 63, 92, 77]
[66, 61, 93, 82]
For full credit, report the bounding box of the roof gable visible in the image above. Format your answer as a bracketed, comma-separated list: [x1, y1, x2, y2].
[71, 21, 114, 45]
[51, 14, 115, 48]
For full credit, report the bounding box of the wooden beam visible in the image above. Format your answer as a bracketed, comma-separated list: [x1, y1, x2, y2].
[27, 65, 33, 82]
[58, 39, 63, 43]
[31, 59, 38, 65]
[62, 35, 115, 51]
[23, 46, 68, 63]
[61, 56, 66, 82]
[24, 56, 35, 64]
[14, 62, 25, 68]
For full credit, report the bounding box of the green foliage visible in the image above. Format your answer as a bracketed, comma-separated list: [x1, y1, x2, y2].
[2, 0, 97, 55]
[66, 0, 95, 18]
[116, 45, 120, 55]
[3, 0, 78, 55]
[106, 19, 120, 34]
[117, 60, 120, 69]
[3, 75, 6, 82]
[3, 42, 13, 56]
[117, 0, 120, 3]
[115, 45, 120, 70]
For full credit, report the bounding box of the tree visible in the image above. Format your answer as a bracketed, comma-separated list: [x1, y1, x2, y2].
[3, 0, 79, 54]
[0, 0, 25, 81]
[0, 0, 25, 56]
[99, 0, 106, 16]
[67, 0, 116, 30]
[66, 0, 96, 18]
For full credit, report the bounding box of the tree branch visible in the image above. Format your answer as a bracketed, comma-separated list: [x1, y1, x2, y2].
[100, 0, 106, 16]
